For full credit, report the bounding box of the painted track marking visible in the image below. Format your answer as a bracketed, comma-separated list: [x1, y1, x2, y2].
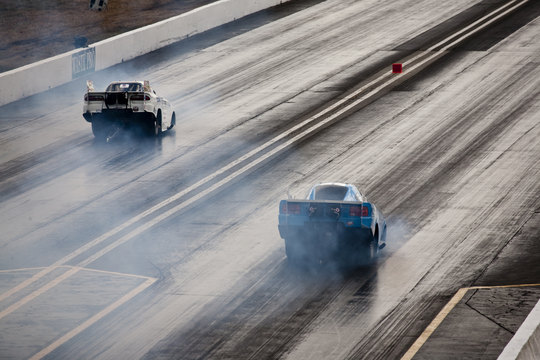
[0, 266, 156, 360]
[401, 283, 540, 360]
[29, 277, 156, 360]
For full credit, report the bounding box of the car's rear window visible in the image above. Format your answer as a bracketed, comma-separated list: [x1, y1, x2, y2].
[106, 83, 142, 92]
[313, 185, 348, 200]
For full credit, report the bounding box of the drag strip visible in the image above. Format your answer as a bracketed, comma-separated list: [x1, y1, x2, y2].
[0, 0, 530, 329]
[0, 0, 538, 359]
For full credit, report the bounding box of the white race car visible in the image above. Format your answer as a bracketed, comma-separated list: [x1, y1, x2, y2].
[83, 80, 175, 141]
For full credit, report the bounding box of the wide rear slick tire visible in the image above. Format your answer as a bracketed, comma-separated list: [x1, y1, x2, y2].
[91, 120, 112, 142]
[285, 239, 301, 265]
[343, 230, 378, 268]
[367, 238, 378, 261]
[364, 228, 379, 263]
[149, 112, 162, 137]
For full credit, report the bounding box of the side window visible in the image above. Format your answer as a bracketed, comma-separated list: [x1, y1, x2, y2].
[307, 188, 316, 200]
[353, 187, 363, 202]
[129, 83, 141, 92]
[344, 188, 356, 201]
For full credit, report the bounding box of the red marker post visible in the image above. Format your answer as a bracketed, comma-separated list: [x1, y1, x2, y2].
[392, 63, 403, 74]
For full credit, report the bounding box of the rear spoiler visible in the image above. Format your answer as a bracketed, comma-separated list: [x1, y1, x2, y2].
[86, 80, 95, 92]
[86, 80, 150, 92]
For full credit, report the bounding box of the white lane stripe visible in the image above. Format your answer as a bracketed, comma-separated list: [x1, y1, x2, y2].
[0, 265, 156, 321]
[0, 267, 80, 321]
[417, 0, 523, 54]
[29, 277, 156, 360]
[0, 267, 49, 273]
[435, 0, 528, 52]
[0, 0, 528, 310]
[68, 265, 157, 280]
[0, 265, 157, 279]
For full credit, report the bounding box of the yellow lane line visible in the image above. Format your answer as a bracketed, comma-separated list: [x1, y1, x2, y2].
[401, 288, 469, 360]
[29, 277, 157, 360]
[469, 283, 540, 290]
[401, 283, 540, 360]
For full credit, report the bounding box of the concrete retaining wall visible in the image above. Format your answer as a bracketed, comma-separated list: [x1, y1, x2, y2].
[0, 0, 288, 107]
[499, 298, 540, 360]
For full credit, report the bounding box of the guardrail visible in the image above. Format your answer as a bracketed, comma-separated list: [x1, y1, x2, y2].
[0, 0, 289, 107]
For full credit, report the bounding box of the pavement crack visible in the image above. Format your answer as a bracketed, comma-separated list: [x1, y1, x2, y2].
[464, 291, 515, 335]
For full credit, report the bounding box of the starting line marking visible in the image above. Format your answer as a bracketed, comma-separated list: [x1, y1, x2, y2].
[400, 283, 540, 360]
[29, 276, 156, 360]
[0, 265, 155, 280]
[0, 266, 157, 360]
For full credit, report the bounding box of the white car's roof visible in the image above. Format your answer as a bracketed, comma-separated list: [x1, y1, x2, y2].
[307, 183, 363, 201]
[109, 81, 144, 84]
[313, 182, 350, 188]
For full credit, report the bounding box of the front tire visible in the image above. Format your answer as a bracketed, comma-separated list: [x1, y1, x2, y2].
[168, 112, 176, 130]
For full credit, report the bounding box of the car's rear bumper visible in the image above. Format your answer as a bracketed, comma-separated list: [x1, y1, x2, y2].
[279, 222, 372, 242]
[280, 223, 374, 262]
[83, 109, 154, 124]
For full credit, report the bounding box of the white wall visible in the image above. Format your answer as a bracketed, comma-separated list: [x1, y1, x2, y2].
[499, 299, 540, 360]
[0, 0, 288, 107]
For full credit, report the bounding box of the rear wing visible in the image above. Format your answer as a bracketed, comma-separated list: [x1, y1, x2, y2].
[85, 80, 151, 93]
[86, 80, 95, 92]
[279, 200, 372, 218]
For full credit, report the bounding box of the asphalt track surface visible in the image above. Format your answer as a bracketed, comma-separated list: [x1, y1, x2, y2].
[0, 0, 539, 359]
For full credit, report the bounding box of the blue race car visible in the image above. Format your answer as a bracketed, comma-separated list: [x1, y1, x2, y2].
[278, 183, 386, 266]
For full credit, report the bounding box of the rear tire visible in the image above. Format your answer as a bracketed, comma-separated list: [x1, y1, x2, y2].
[91, 120, 111, 142]
[347, 230, 378, 267]
[367, 237, 378, 260]
[285, 239, 302, 265]
[150, 113, 162, 137]
[366, 227, 379, 262]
